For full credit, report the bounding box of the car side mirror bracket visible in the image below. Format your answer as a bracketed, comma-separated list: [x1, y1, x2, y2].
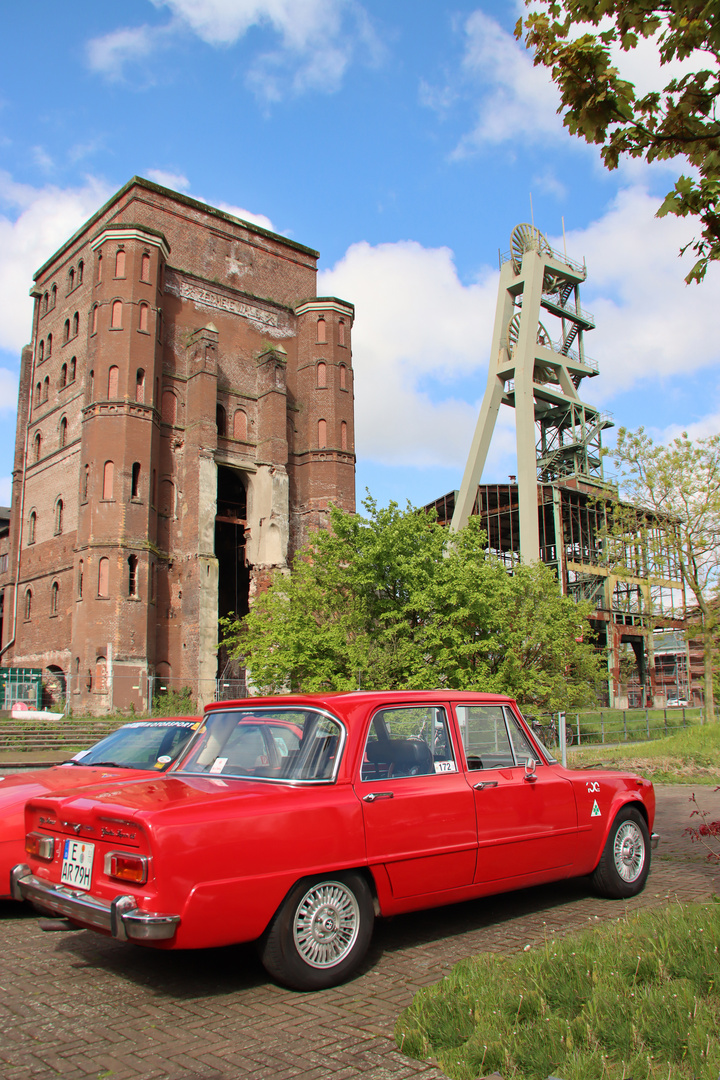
[524, 758, 537, 783]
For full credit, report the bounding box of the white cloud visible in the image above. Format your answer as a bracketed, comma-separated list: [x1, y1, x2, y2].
[319, 240, 500, 468]
[0, 173, 113, 355]
[146, 169, 191, 191]
[555, 186, 720, 396]
[88, 0, 378, 99]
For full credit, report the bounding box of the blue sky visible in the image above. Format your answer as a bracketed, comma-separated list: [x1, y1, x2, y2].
[1, 0, 718, 511]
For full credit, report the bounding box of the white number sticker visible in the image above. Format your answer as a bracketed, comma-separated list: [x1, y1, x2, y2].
[434, 761, 456, 773]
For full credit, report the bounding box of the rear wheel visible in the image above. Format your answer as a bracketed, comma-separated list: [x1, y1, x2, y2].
[591, 807, 650, 898]
[259, 872, 374, 991]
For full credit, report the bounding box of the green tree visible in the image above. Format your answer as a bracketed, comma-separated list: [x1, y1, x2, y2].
[517, 1, 720, 283]
[221, 498, 602, 711]
[611, 427, 720, 722]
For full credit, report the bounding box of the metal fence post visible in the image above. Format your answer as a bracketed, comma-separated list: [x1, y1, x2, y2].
[646, 709, 649, 739]
[601, 711, 604, 744]
[559, 712, 567, 768]
[664, 711, 667, 737]
[624, 710, 628, 741]
[576, 713, 580, 745]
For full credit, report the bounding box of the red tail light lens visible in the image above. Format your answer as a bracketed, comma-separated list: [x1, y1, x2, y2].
[104, 852, 148, 885]
[26, 832, 55, 860]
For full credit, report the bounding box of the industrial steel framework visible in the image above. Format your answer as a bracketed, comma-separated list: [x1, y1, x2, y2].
[442, 224, 688, 707]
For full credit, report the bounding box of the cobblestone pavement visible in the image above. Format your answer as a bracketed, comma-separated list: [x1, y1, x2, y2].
[1, 785, 718, 1080]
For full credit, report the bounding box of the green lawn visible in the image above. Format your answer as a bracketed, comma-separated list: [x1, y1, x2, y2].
[396, 901, 720, 1080]
[565, 722, 720, 783]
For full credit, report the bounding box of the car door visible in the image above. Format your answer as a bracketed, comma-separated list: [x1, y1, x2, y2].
[354, 703, 477, 899]
[454, 704, 578, 885]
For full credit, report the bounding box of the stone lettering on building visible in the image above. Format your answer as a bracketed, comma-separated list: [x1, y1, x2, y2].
[165, 272, 292, 337]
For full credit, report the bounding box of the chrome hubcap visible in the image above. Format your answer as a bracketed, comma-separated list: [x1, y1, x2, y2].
[613, 821, 645, 882]
[293, 881, 360, 969]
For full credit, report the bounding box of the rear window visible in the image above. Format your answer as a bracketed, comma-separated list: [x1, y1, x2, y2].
[177, 708, 344, 783]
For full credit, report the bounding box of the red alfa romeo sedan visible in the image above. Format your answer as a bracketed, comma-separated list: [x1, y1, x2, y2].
[12, 692, 657, 990]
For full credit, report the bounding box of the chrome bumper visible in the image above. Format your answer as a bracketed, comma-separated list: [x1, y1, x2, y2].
[651, 833, 660, 850]
[11, 865, 180, 942]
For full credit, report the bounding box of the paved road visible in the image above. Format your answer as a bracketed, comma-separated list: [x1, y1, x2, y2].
[1, 785, 718, 1080]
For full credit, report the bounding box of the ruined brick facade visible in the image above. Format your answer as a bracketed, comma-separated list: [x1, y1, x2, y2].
[0, 178, 356, 711]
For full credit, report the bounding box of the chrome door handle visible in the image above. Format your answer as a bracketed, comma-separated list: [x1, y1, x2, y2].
[473, 781, 498, 790]
[363, 791, 394, 802]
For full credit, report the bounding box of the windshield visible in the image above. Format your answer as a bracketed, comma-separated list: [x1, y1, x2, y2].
[177, 708, 344, 783]
[71, 719, 200, 770]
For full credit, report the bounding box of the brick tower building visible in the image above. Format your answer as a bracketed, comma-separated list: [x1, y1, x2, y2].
[0, 178, 356, 711]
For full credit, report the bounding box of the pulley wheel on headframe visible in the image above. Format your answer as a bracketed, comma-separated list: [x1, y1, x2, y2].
[510, 223, 551, 274]
[507, 313, 558, 383]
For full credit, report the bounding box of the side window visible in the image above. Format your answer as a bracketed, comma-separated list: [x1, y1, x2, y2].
[504, 708, 541, 766]
[454, 705, 515, 771]
[361, 706, 456, 782]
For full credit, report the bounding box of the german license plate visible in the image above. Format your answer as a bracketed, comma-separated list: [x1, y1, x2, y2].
[60, 839, 95, 891]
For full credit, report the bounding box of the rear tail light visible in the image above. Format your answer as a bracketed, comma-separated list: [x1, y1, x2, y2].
[26, 832, 55, 860]
[104, 852, 148, 885]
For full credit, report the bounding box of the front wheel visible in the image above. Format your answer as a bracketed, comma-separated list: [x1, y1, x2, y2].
[259, 872, 374, 991]
[591, 807, 650, 899]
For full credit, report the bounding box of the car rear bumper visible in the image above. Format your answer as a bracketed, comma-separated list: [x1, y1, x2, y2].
[11, 864, 180, 942]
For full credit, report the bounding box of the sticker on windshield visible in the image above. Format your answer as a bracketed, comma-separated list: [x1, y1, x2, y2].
[156, 755, 172, 764]
[209, 757, 227, 774]
[73, 750, 90, 761]
[591, 800, 601, 817]
[434, 761, 456, 773]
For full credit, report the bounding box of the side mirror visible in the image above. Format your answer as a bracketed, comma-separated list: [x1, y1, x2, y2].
[524, 757, 537, 782]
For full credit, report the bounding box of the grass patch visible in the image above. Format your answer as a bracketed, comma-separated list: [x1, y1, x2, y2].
[566, 723, 720, 783]
[396, 900, 720, 1080]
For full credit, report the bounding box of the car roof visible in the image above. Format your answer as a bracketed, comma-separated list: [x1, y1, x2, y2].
[204, 690, 516, 715]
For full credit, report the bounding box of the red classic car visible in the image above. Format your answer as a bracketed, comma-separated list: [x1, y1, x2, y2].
[0, 717, 199, 899]
[12, 692, 657, 989]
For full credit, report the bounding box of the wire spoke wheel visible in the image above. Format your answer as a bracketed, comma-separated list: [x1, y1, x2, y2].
[293, 881, 360, 969]
[612, 820, 645, 883]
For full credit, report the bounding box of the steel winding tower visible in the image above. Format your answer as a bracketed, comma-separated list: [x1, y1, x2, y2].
[451, 224, 613, 559]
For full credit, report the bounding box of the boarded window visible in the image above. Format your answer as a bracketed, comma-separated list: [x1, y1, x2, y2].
[128, 554, 138, 597]
[317, 362, 327, 388]
[161, 390, 177, 424]
[33, 432, 41, 462]
[46, 332, 52, 356]
[233, 409, 247, 440]
[38, 340, 44, 363]
[98, 558, 109, 598]
[138, 303, 149, 332]
[111, 300, 123, 329]
[135, 368, 145, 403]
[339, 364, 347, 391]
[107, 366, 119, 398]
[338, 319, 346, 346]
[318, 418, 327, 449]
[103, 460, 114, 500]
[95, 656, 107, 691]
[42, 377, 49, 403]
[317, 317, 326, 343]
[115, 250, 125, 277]
[141, 253, 151, 281]
[70, 357, 76, 382]
[77, 260, 84, 285]
[341, 420, 348, 451]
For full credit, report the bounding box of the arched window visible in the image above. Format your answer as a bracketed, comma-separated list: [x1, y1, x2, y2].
[91, 305, 98, 334]
[161, 390, 177, 424]
[69, 357, 76, 382]
[107, 366, 119, 398]
[341, 420, 348, 451]
[111, 300, 123, 329]
[24, 588, 32, 621]
[339, 364, 347, 391]
[42, 376, 49, 403]
[95, 656, 107, 691]
[98, 558, 109, 598]
[128, 554, 138, 597]
[316, 362, 327, 388]
[318, 418, 327, 449]
[338, 319, 346, 346]
[103, 461, 114, 500]
[89, 369, 94, 400]
[50, 285, 57, 309]
[43, 292, 49, 314]
[60, 363, 67, 388]
[233, 409, 247, 441]
[317, 317, 326, 344]
[135, 368, 145, 402]
[131, 462, 141, 499]
[68, 268, 74, 292]
[82, 464, 89, 500]
[138, 303, 149, 332]
[28, 510, 36, 544]
[141, 253, 151, 282]
[38, 340, 44, 363]
[72, 311, 79, 337]
[77, 260, 84, 285]
[59, 416, 67, 448]
[63, 319, 70, 344]
[160, 478, 175, 517]
[54, 498, 63, 535]
[33, 431, 41, 462]
[115, 249, 125, 277]
[35, 382, 41, 407]
[77, 560, 83, 599]
[216, 404, 226, 436]
[46, 332, 52, 356]
[50, 581, 59, 615]
[157, 309, 163, 341]
[96, 252, 102, 283]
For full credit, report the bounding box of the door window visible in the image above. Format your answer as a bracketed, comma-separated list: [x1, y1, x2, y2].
[361, 706, 456, 781]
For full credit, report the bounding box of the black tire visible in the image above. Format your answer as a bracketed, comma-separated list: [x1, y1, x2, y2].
[259, 872, 374, 991]
[591, 807, 651, 899]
